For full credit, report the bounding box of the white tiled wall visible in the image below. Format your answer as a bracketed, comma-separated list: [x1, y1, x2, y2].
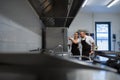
[0, 0, 43, 52]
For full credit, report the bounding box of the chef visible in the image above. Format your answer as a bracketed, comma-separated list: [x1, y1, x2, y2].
[79, 31, 95, 60]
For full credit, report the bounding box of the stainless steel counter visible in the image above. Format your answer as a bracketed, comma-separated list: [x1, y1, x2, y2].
[0, 53, 119, 80]
[0, 66, 119, 80]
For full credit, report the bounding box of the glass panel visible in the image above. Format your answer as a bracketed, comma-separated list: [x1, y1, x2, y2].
[97, 40, 108, 50]
[96, 24, 109, 50]
[97, 24, 108, 32]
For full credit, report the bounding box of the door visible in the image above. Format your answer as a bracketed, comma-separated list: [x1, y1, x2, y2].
[95, 22, 111, 51]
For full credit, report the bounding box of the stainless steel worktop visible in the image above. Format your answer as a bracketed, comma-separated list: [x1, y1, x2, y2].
[0, 52, 119, 80]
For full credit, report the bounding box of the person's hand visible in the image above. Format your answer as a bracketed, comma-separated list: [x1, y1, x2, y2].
[68, 37, 72, 40]
[68, 37, 70, 40]
[90, 50, 94, 55]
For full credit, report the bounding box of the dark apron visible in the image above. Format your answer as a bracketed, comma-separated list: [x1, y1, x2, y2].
[71, 43, 80, 55]
[81, 39, 91, 57]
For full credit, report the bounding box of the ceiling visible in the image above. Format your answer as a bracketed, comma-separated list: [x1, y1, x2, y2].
[28, 0, 84, 27]
[80, 0, 120, 13]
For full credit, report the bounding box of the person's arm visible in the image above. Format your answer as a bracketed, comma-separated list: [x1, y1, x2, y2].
[89, 37, 95, 54]
[90, 42, 94, 54]
[69, 37, 78, 44]
[91, 43, 94, 50]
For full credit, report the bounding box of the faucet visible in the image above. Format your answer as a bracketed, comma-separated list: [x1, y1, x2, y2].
[49, 45, 63, 56]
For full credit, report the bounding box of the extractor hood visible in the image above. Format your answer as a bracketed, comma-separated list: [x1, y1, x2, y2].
[28, 0, 84, 27]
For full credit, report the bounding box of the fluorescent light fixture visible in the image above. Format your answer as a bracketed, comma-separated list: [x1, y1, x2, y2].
[82, 0, 88, 8]
[107, 0, 119, 8]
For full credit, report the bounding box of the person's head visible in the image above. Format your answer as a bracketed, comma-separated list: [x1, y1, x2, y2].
[79, 31, 86, 38]
[74, 32, 79, 39]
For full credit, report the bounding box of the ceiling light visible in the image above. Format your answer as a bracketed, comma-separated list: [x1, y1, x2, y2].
[107, 0, 119, 8]
[82, 0, 88, 8]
